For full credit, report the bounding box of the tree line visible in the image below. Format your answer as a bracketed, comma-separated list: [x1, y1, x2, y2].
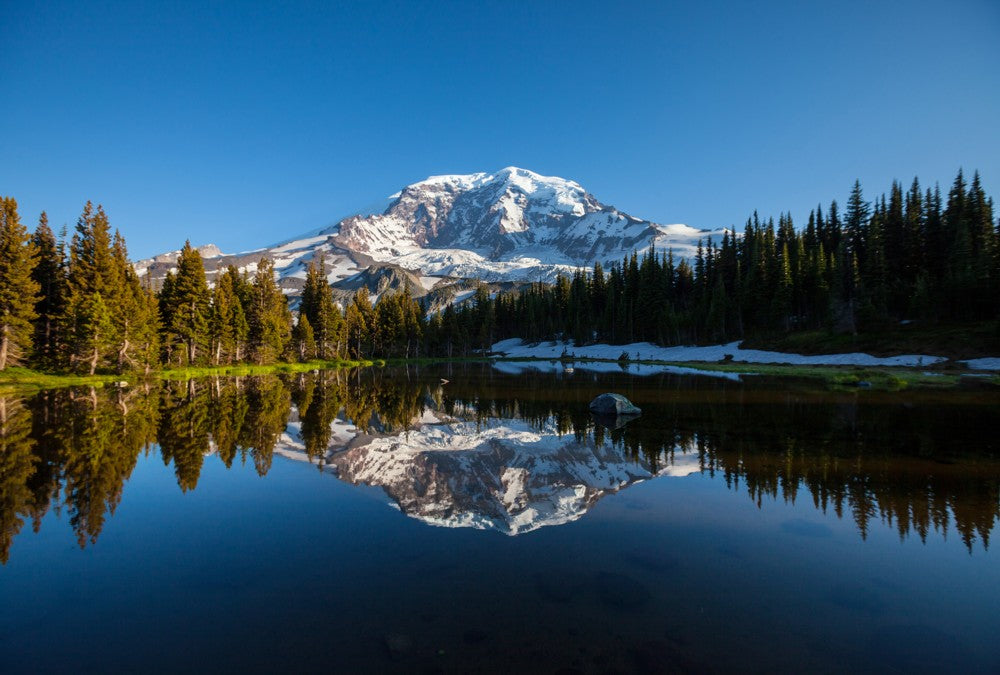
[464, 169, 999, 351]
[1, 169, 997, 373]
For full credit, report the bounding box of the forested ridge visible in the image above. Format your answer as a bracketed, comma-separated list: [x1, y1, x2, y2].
[0, 169, 997, 374]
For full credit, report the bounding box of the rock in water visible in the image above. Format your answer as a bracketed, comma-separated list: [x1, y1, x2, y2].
[589, 393, 641, 415]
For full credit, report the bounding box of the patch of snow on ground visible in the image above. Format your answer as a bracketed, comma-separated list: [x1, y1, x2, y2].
[490, 359, 743, 380]
[491, 338, 946, 368]
[961, 358, 1000, 371]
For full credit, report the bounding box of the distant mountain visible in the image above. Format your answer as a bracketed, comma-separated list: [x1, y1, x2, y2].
[136, 167, 724, 299]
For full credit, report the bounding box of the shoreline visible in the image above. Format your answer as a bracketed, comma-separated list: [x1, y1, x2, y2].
[2, 351, 999, 395]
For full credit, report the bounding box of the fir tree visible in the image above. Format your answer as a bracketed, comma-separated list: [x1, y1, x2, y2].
[164, 242, 211, 365]
[292, 313, 317, 361]
[0, 198, 40, 370]
[246, 258, 291, 364]
[208, 266, 248, 364]
[63, 203, 119, 372]
[31, 212, 67, 368]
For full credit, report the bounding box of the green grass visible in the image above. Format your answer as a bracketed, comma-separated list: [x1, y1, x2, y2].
[0, 359, 376, 394]
[154, 359, 379, 380]
[3, 350, 995, 396]
[0, 367, 130, 395]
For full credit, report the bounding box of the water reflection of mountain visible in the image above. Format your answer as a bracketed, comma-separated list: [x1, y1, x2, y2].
[1, 366, 999, 563]
[279, 412, 697, 534]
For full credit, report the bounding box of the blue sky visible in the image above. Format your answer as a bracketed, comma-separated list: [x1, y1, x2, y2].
[2, 0, 998, 259]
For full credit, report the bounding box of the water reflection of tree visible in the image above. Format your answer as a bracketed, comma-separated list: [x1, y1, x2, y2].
[291, 371, 344, 467]
[0, 397, 36, 564]
[158, 380, 210, 491]
[1, 368, 998, 563]
[597, 384, 1000, 552]
[236, 377, 290, 476]
[436, 366, 1000, 552]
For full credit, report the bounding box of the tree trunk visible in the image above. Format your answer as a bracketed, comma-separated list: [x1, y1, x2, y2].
[117, 338, 130, 374]
[0, 328, 8, 370]
[89, 346, 99, 375]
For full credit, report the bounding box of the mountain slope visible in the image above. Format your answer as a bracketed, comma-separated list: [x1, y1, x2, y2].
[136, 167, 725, 296]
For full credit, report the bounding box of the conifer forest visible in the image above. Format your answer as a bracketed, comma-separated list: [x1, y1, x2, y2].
[1, 169, 997, 374]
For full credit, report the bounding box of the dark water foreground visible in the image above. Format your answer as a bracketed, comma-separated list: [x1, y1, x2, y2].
[1, 364, 998, 673]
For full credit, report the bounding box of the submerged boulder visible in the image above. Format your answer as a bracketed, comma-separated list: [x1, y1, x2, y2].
[589, 393, 641, 416]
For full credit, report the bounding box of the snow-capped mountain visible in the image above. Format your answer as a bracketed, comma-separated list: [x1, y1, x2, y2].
[274, 405, 703, 535]
[136, 167, 725, 297]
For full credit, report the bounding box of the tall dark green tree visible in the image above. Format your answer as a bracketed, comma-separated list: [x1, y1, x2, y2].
[299, 254, 343, 359]
[208, 266, 249, 364]
[0, 198, 40, 370]
[30, 212, 67, 368]
[246, 258, 291, 364]
[162, 242, 211, 365]
[64, 203, 119, 373]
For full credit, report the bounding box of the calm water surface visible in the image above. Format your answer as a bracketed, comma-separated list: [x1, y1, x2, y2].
[1, 363, 999, 673]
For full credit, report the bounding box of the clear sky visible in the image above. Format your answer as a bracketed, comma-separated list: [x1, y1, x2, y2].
[2, 0, 998, 260]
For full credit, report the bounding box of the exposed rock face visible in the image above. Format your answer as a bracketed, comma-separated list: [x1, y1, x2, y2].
[589, 393, 642, 416]
[135, 167, 725, 298]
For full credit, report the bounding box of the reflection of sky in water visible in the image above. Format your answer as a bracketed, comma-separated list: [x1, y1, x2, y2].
[1, 368, 998, 672]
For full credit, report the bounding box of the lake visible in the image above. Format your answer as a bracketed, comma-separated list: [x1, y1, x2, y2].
[1, 363, 998, 673]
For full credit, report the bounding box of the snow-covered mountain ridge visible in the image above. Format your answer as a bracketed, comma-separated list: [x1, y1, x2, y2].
[136, 167, 725, 298]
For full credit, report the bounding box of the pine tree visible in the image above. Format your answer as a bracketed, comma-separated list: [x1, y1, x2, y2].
[345, 287, 374, 359]
[0, 198, 40, 370]
[844, 180, 870, 263]
[300, 254, 342, 359]
[64, 203, 119, 372]
[31, 212, 67, 368]
[292, 313, 317, 361]
[246, 258, 291, 364]
[208, 266, 248, 364]
[165, 242, 211, 365]
[110, 230, 158, 372]
[78, 294, 116, 375]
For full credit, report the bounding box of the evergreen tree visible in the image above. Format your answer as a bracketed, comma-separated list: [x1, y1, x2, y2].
[300, 254, 343, 359]
[844, 180, 870, 262]
[163, 241, 211, 365]
[63, 203, 120, 372]
[345, 287, 374, 359]
[208, 266, 249, 364]
[292, 313, 317, 361]
[110, 231, 159, 372]
[0, 198, 40, 370]
[246, 258, 291, 364]
[31, 212, 67, 368]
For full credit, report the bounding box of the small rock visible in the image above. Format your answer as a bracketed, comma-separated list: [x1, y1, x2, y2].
[589, 393, 641, 415]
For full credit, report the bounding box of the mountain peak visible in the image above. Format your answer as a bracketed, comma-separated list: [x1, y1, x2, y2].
[137, 168, 725, 297]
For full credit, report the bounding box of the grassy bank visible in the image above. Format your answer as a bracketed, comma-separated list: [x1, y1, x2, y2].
[0, 359, 376, 395]
[3, 353, 997, 396]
